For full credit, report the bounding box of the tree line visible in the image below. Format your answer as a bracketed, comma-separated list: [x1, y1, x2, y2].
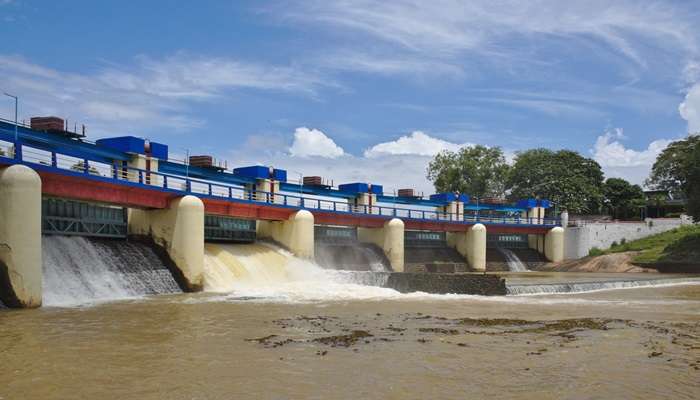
[426, 136, 700, 220]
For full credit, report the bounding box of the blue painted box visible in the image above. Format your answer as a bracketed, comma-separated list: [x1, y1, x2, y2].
[338, 183, 383, 195]
[234, 165, 287, 182]
[339, 182, 369, 194]
[148, 142, 168, 160]
[96, 136, 145, 154]
[430, 193, 457, 203]
[369, 184, 383, 195]
[516, 198, 552, 209]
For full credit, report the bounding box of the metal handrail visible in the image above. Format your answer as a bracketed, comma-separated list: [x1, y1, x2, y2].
[0, 141, 562, 227]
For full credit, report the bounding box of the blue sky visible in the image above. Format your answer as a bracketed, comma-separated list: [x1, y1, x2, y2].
[2, 0, 700, 193]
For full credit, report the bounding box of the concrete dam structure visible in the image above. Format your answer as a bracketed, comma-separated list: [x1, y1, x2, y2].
[0, 119, 565, 308]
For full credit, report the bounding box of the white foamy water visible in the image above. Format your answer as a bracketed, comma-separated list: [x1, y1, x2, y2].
[203, 242, 399, 302]
[507, 277, 700, 295]
[498, 248, 529, 272]
[43, 236, 181, 307]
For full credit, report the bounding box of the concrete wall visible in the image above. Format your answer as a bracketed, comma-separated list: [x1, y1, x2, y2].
[447, 224, 486, 271]
[0, 165, 43, 308]
[257, 210, 315, 259]
[564, 218, 688, 259]
[357, 218, 405, 272]
[128, 195, 205, 291]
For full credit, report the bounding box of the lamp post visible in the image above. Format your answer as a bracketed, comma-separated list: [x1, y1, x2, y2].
[4, 92, 18, 159]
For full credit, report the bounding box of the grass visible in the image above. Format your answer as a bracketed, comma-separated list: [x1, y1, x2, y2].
[591, 224, 700, 263]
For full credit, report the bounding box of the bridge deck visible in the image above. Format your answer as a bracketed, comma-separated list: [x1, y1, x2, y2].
[0, 139, 558, 233]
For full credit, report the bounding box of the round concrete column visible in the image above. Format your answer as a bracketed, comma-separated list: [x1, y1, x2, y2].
[169, 195, 204, 291]
[466, 223, 486, 271]
[287, 210, 315, 259]
[0, 165, 42, 308]
[384, 218, 404, 272]
[544, 227, 565, 262]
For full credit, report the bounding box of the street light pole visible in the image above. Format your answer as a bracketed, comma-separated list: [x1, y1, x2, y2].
[4, 93, 18, 159]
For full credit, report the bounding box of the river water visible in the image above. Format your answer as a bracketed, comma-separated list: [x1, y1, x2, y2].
[1, 240, 699, 399]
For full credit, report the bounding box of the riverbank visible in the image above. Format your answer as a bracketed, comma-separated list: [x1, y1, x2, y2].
[540, 225, 700, 273]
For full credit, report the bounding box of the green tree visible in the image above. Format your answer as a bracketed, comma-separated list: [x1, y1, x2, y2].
[647, 135, 700, 196]
[684, 141, 700, 219]
[602, 178, 645, 220]
[648, 135, 700, 220]
[508, 149, 604, 214]
[426, 145, 510, 198]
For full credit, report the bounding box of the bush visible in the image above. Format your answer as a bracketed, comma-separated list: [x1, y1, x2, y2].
[620, 238, 626, 245]
[610, 241, 619, 248]
[588, 247, 604, 257]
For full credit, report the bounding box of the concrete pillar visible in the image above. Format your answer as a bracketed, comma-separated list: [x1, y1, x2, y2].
[447, 223, 487, 271]
[127, 154, 160, 185]
[357, 218, 405, 272]
[128, 195, 204, 291]
[437, 201, 463, 221]
[246, 179, 280, 202]
[527, 206, 544, 224]
[0, 165, 42, 308]
[544, 227, 565, 262]
[257, 210, 314, 259]
[351, 193, 378, 214]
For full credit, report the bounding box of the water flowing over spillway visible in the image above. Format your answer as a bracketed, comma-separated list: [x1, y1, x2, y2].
[43, 236, 182, 306]
[203, 242, 395, 302]
[506, 277, 700, 295]
[315, 243, 390, 272]
[498, 248, 529, 272]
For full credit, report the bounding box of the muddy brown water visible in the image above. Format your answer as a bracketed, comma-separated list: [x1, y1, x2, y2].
[1, 284, 699, 399]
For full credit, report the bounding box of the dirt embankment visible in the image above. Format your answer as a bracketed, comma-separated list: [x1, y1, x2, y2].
[536, 252, 657, 273]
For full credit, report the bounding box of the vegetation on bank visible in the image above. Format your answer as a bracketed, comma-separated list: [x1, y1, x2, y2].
[588, 224, 700, 264]
[425, 135, 700, 219]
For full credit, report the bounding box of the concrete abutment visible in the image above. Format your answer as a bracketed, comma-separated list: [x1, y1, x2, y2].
[0, 165, 42, 308]
[128, 195, 205, 291]
[257, 210, 315, 259]
[357, 218, 405, 272]
[447, 223, 487, 271]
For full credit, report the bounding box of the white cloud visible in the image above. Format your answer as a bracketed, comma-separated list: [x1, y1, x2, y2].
[318, 50, 464, 79]
[364, 131, 469, 158]
[591, 128, 672, 184]
[679, 83, 700, 134]
[279, 1, 698, 74]
[289, 127, 345, 158]
[0, 54, 332, 136]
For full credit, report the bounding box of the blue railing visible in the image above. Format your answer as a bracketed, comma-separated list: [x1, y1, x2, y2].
[0, 139, 561, 227]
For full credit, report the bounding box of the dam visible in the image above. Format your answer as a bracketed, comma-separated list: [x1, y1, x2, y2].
[0, 118, 565, 307]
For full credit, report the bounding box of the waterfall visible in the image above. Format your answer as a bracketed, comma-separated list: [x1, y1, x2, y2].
[42, 236, 182, 307]
[314, 243, 390, 272]
[507, 277, 700, 295]
[202, 242, 397, 301]
[498, 248, 529, 272]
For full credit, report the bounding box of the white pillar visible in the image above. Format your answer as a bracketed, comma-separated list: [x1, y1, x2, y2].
[465, 224, 486, 271]
[127, 154, 159, 185]
[447, 223, 486, 271]
[357, 218, 405, 272]
[350, 193, 378, 214]
[129, 195, 204, 291]
[436, 201, 463, 221]
[544, 227, 565, 262]
[0, 165, 42, 308]
[257, 210, 315, 259]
